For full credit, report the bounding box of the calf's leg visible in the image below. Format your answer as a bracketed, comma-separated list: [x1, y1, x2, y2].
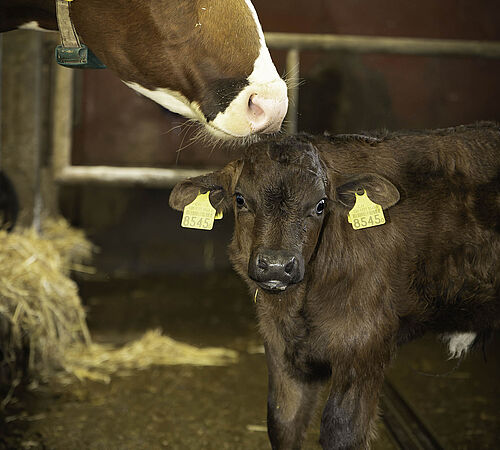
[319, 371, 383, 450]
[265, 343, 325, 450]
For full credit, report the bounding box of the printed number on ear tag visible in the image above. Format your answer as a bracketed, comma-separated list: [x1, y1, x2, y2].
[182, 191, 221, 230]
[347, 190, 385, 230]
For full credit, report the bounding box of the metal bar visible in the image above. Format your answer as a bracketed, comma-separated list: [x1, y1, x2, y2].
[56, 166, 210, 187]
[380, 381, 444, 450]
[265, 32, 500, 59]
[285, 48, 300, 134]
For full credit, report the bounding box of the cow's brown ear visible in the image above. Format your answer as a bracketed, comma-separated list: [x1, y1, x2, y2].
[169, 160, 243, 214]
[334, 173, 400, 210]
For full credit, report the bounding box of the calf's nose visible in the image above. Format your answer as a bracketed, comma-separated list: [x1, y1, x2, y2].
[248, 248, 304, 290]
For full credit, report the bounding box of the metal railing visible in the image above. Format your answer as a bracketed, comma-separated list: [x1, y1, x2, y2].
[269, 33, 500, 134]
[55, 32, 500, 187]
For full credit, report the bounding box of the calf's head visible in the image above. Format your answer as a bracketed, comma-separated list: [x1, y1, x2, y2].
[170, 136, 400, 293]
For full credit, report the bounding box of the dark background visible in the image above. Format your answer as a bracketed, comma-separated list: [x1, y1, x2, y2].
[62, 0, 500, 276]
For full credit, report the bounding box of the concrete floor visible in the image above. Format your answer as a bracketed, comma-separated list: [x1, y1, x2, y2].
[1, 272, 498, 449]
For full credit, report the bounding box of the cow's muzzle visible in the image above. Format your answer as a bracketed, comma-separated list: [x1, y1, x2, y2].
[248, 248, 304, 292]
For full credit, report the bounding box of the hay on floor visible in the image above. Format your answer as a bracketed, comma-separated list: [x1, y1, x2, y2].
[0, 218, 92, 404]
[1, 218, 238, 403]
[41, 217, 95, 274]
[61, 329, 239, 384]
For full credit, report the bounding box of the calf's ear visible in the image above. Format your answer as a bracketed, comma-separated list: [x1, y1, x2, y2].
[335, 173, 400, 210]
[169, 160, 243, 214]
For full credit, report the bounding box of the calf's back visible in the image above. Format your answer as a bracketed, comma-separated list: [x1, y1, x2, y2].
[307, 123, 500, 345]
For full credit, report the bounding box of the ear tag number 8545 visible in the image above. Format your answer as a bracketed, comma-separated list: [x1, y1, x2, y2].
[347, 190, 385, 230]
[181, 191, 222, 231]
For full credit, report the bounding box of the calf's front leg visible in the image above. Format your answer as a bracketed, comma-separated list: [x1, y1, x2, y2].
[319, 368, 384, 450]
[265, 342, 326, 450]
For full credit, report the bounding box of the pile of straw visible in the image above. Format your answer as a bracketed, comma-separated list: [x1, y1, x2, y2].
[0, 218, 238, 404]
[60, 329, 239, 384]
[0, 218, 92, 404]
[41, 217, 95, 273]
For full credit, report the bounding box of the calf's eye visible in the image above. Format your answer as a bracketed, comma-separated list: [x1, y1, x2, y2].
[315, 199, 326, 215]
[235, 193, 246, 208]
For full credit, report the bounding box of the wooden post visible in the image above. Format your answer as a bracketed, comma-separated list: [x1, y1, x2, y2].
[0, 31, 62, 229]
[1, 30, 43, 228]
[285, 48, 300, 134]
[43, 33, 71, 219]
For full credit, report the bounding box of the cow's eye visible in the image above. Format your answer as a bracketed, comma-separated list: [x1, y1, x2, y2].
[235, 193, 246, 208]
[315, 199, 326, 215]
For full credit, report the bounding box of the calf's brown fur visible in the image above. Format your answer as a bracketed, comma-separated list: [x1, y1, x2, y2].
[170, 122, 500, 449]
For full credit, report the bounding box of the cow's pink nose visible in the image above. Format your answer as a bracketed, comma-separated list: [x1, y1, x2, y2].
[247, 93, 288, 133]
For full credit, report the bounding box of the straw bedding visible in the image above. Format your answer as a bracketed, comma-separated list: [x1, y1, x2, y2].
[61, 329, 238, 385]
[0, 219, 92, 404]
[0, 218, 238, 405]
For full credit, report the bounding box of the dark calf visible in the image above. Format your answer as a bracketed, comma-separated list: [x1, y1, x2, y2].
[170, 122, 500, 449]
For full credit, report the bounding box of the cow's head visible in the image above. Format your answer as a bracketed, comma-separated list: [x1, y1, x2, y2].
[71, 0, 288, 141]
[170, 136, 400, 293]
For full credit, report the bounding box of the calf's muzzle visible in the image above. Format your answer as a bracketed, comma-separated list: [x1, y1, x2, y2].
[248, 248, 304, 292]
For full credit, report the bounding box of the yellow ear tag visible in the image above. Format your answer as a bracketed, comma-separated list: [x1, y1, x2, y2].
[347, 190, 385, 230]
[181, 191, 218, 230]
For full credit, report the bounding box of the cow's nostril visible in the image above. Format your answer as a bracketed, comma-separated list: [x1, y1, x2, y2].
[246, 93, 287, 133]
[248, 94, 265, 119]
[257, 256, 268, 271]
[284, 257, 296, 275]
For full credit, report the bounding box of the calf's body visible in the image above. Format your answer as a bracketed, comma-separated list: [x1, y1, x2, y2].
[170, 122, 500, 449]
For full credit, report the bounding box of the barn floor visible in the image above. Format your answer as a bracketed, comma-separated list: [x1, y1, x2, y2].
[1, 271, 499, 449]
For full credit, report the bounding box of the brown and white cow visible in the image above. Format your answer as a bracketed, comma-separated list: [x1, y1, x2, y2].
[170, 123, 500, 449]
[1, 0, 288, 141]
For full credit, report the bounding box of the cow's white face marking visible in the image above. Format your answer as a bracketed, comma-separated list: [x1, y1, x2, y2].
[124, 41, 287, 140]
[124, 0, 287, 140]
[18, 21, 52, 32]
[441, 332, 477, 359]
[124, 82, 199, 120]
[211, 47, 288, 137]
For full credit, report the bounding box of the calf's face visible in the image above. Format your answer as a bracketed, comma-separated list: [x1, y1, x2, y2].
[170, 138, 400, 292]
[233, 149, 328, 292]
[170, 140, 328, 292]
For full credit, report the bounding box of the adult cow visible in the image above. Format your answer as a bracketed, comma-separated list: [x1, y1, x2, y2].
[170, 123, 500, 449]
[1, 0, 288, 141]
